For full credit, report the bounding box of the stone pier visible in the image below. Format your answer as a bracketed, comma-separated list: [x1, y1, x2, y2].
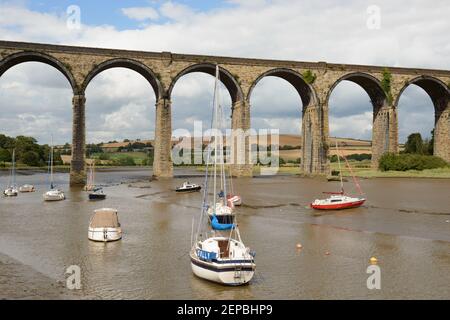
[153, 98, 173, 177]
[70, 94, 86, 186]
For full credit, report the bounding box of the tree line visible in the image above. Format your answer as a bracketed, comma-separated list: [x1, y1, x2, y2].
[0, 134, 63, 167]
[379, 131, 448, 171]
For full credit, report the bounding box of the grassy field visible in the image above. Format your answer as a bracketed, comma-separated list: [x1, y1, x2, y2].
[272, 160, 450, 178]
[91, 152, 149, 165]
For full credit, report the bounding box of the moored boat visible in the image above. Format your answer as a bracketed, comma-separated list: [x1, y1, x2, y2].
[43, 189, 65, 201]
[19, 184, 35, 193]
[190, 65, 255, 286]
[3, 149, 18, 197]
[43, 137, 65, 202]
[190, 236, 255, 286]
[88, 208, 122, 242]
[311, 139, 365, 210]
[89, 187, 106, 200]
[311, 193, 365, 210]
[176, 181, 201, 193]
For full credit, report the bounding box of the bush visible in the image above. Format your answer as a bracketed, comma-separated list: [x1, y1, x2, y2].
[331, 153, 371, 162]
[112, 156, 136, 166]
[98, 153, 110, 160]
[0, 148, 11, 162]
[22, 151, 41, 167]
[379, 153, 448, 171]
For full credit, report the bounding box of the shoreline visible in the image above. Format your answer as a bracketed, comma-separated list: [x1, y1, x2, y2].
[1, 165, 449, 179]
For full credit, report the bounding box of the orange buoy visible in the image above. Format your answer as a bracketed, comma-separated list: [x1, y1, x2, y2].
[370, 256, 378, 264]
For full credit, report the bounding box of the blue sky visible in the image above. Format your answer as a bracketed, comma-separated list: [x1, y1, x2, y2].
[27, 0, 232, 30]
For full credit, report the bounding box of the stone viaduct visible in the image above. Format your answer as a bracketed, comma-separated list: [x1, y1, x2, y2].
[0, 40, 449, 185]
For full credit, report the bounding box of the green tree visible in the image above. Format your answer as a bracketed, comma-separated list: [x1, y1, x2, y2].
[22, 151, 41, 167]
[428, 129, 434, 155]
[404, 133, 424, 154]
[0, 148, 11, 162]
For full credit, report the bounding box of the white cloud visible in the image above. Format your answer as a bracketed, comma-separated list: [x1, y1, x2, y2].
[122, 7, 159, 22]
[160, 1, 195, 21]
[0, 1, 447, 143]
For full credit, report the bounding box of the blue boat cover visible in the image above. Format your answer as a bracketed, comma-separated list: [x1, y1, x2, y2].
[211, 214, 235, 230]
[197, 249, 217, 261]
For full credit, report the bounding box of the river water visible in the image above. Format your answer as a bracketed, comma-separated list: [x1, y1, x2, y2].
[0, 168, 449, 299]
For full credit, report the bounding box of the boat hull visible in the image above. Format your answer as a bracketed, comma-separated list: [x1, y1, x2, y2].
[3, 189, 18, 197]
[19, 186, 35, 193]
[176, 186, 201, 193]
[190, 253, 255, 286]
[43, 191, 65, 201]
[89, 193, 106, 200]
[310, 199, 365, 210]
[88, 227, 122, 242]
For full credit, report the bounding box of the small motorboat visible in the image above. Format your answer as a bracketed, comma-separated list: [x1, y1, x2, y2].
[89, 187, 106, 200]
[176, 181, 201, 193]
[88, 208, 122, 242]
[4, 186, 18, 197]
[43, 189, 65, 201]
[310, 193, 365, 210]
[19, 184, 35, 193]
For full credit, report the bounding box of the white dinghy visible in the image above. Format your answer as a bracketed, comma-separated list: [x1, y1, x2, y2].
[88, 208, 122, 242]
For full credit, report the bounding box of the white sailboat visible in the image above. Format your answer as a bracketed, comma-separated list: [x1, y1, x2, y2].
[190, 65, 255, 286]
[3, 149, 18, 197]
[43, 138, 65, 201]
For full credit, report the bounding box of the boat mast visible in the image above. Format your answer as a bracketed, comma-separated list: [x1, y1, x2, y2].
[335, 138, 344, 194]
[212, 65, 220, 208]
[11, 149, 16, 187]
[50, 135, 54, 189]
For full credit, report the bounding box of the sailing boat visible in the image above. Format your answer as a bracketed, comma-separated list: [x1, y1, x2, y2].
[43, 138, 65, 201]
[88, 161, 106, 200]
[227, 167, 242, 206]
[190, 65, 255, 286]
[83, 161, 95, 191]
[310, 139, 365, 210]
[3, 149, 18, 197]
[205, 68, 235, 223]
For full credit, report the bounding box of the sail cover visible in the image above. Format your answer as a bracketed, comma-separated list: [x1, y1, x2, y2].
[211, 214, 235, 231]
[90, 209, 119, 228]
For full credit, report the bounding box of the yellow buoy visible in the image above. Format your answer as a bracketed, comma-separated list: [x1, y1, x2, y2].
[370, 256, 378, 264]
